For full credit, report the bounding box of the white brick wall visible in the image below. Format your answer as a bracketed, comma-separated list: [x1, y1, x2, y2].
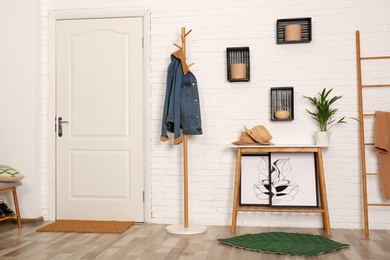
[42, 0, 390, 230]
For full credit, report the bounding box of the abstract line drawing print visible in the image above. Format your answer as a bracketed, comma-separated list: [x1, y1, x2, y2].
[269, 152, 318, 207]
[240, 153, 318, 207]
[240, 155, 270, 205]
[252, 156, 270, 203]
[254, 157, 299, 205]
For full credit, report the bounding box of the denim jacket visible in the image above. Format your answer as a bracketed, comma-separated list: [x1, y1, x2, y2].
[160, 50, 203, 145]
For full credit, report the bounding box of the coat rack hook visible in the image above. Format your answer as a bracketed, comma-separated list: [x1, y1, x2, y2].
[173, 43, 182, 49]
[185, 29, 192, 37]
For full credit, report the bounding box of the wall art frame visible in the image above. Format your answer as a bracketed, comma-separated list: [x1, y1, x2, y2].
[240, 154, 271, 206]
[240, 152, 318, 207]
[269, 152, 318, 207]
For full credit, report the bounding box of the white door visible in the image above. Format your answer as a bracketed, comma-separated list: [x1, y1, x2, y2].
[56, 17, 144, 221]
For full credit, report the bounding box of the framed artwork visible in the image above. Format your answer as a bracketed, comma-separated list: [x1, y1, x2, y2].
[240, 153, 318, 207]
[240, 154, 270, 206]
[269, 152, 318, 207]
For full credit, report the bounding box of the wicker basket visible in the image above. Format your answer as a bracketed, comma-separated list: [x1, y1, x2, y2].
[230, 63, 247, 79]
[285, 24, 302, 42]
[275, 110, 291, 119]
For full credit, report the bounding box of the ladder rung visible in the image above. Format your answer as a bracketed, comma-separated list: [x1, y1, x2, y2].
[361, 56, 390, 60]
[362, 84, 390, 88]
[364, 142, 374, 145]
[366, 172, 380, 176]
[368, 203, 390, 207]
[363, 113, 375, 117]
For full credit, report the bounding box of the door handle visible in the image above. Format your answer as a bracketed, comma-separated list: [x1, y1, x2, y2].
[58, 117, 69, 137]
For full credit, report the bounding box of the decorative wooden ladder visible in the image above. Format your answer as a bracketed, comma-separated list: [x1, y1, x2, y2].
[356, 30, 390, 237]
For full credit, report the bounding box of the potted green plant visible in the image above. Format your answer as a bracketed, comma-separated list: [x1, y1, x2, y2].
[303, 88, 346, 145]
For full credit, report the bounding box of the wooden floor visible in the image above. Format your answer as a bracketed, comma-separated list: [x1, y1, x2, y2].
[1, 221, 390, 259]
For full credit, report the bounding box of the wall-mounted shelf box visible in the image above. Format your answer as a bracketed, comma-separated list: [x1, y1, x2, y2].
[226, 47, 250, 82]
[277, 18, 312, 44]
[271, 87, 294, 121]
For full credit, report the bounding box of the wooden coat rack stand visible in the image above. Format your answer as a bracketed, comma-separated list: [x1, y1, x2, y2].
[165, 27, 207, 235]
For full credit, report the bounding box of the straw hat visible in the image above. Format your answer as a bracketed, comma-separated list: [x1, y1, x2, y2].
[244, 125, 272, 145]
[232, 132, 258, 145]
[232, 125, 273, 145]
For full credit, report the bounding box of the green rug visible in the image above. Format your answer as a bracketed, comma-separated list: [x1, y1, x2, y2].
[218, 232, 350, 256]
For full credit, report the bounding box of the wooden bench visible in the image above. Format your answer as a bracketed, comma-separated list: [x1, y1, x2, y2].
[0, 181, 22, 228]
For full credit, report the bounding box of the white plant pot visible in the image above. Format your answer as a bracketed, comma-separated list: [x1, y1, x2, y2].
[315, 131, 331, 146]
